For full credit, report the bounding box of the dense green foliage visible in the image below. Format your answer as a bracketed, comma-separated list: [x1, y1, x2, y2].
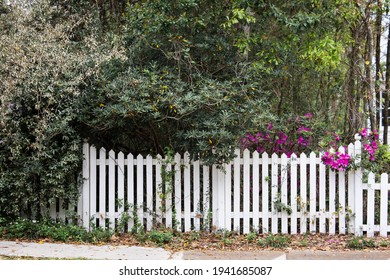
[0, 0, 389, 220]
[0, 218, 113, 243]
[0, 2, 92, 218]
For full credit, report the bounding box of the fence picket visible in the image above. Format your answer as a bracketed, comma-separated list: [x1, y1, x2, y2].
[184, 152, 191, 232]
[367, 172, 375, 237]
[329, 170, 336, 234]
[271, 153, 279, 234]
[338, 147, 346, 234]
[82, 143, 90, 230]
[354, 141, 363, 236]
[127, 153, 134, 230]
[99, 148, 107, 229]
[261, 152, 269, 234]
[290, 153, 298, 234]
[224, 161, 232, 232]
[155, 155, 163, 227]
[309, 152, 317, 233]
[347, 143, 355, 234]
[118, 152, 125, 229]
[212, 164, 218, 230]
[299, 153, 307, 234]
[174, 153, 182, 231]
[243, 149, 250, 234]
[281, 154, 288, 234]
[108, 150, 116, 230]
[136, 154, 144, 230]
[194, 159, 201, 231]
[90, 146, 97, 225]
[164, 161, 172, 228]
[233, 149, 240, 232]
[319, 157, 326, 234]
[203, 165, 210, 231]
[380, 173, 389, 237]
[253, 151, 260, 232]
[146, 155, 153, 230]
[339, 170, 346, 234]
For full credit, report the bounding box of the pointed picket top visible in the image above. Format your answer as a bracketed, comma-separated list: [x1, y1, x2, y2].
[118, 151, 125, 159]
[136, 153, 143, 161]
[300, 152, 307, 160]
[271, 153, 279, 159]
[347, 143, 355, 155]
[338, 146, 346, 153]
[253, 150, 259, 160]
[174, 152, 181, 161]
[354, 140, 362, 156]
[290, 152, 297, 158]
[281, 153, 288, 161]
[261, 151, 269, 158]
[146, 154, 153, 160]
[290, 153, 298, 164]
[309, 151, 316, 158]
[108, 150, 116, 163]
[99, 146, 106, 154]
[235, 148, 241, 158]
[127, 152, 134, 163]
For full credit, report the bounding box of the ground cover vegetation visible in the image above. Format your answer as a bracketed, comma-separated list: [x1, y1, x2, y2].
[0, 0, 390, 231]
[1, 218, 389, 251]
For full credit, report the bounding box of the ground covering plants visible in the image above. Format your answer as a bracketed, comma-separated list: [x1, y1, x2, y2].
[1, 218, 389, 251]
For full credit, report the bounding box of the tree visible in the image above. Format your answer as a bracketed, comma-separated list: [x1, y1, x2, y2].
[0, 0, 100, 218]
[77, 0, 275, 164]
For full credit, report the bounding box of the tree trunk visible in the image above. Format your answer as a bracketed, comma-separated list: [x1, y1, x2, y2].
[364, 4, 376, 132]
[384, 21, 390, 144]
[375, 0, 383, 132]
[345, 26, 361, 136]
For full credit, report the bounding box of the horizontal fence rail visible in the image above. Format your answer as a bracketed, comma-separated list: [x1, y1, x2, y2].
[50, 141, 390, 237]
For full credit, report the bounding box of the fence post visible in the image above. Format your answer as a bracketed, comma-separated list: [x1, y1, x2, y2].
[81, 142, 90, 231]
[354, 140, 363, 236]
[347, 143, 355, 233]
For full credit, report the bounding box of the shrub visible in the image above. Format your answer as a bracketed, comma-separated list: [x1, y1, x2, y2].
[0, 218, 113, 243]
[148, 230, 174, 245]
[346, 236, 377, 250]
[257, 234, 291, 248]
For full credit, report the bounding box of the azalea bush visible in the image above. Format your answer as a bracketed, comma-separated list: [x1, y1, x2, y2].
[321, 128, 380, 172]
[240, 114, 388, 173]
[239, 113, 325, 157]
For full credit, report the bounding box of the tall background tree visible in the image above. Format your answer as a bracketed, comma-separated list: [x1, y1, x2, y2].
[1, 0, 390, 218]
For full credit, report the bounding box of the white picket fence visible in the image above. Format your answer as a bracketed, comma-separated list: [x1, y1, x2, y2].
[50, 141, 390, 237]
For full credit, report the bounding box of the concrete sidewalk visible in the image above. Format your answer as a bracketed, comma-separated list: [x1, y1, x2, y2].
[1, 240, 390, 260]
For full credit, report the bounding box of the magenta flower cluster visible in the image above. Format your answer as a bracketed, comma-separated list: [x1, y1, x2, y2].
[321, 149, 351, 171]
[240, 114, 380, 172]
[360, 128, 379, 161]
[239, 113, 315, 157]
[320, 128, 379, 171]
